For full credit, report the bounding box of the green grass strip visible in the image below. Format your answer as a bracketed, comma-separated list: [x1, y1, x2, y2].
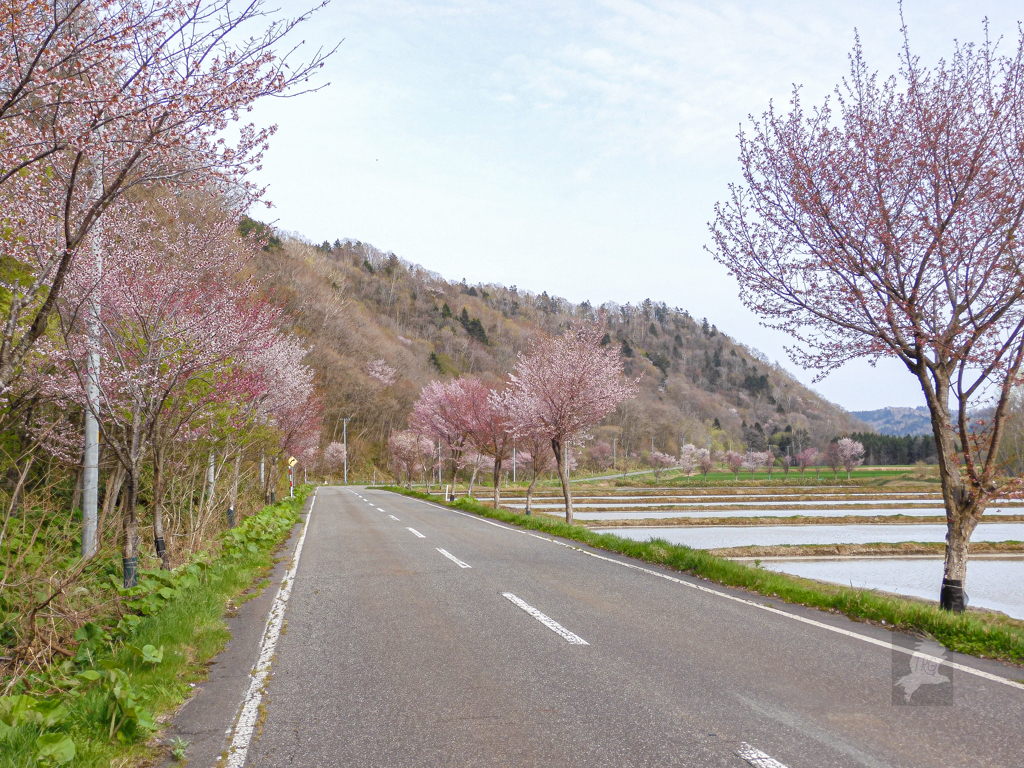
[384, 486, 1024, 667]
[0, 488, 309, 767]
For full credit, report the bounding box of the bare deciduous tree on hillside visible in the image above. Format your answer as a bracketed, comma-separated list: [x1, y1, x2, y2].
[711, 22, 1024, 610]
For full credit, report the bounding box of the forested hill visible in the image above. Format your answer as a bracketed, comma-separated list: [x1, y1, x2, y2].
[248, 222, 868, 476]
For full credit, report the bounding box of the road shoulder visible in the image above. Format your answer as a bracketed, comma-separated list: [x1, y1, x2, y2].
[159, 494, 314, 767]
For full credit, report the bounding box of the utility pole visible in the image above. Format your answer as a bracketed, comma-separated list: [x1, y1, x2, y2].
[512, 445, 516, 483]
[82, 161, 104, 560]
[342, 417, 351, 484]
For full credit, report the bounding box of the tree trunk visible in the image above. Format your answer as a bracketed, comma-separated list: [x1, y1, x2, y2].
[915, 366, 986, 611]
[5, 456, 34, 519]
[122, 470, 140, 588]
[525, 469, 538, 515]
[467, 465, 479, 497]
[449, 446, 462, 490]
[492, 457, 502, 508]
[228, 451, 241, 528]
[268, 458, 279, 504]
[100, 463, 126, 543]
[152, 449, 170, 569]
[552, 438, 573, 524]
[71, 458, 84, 517]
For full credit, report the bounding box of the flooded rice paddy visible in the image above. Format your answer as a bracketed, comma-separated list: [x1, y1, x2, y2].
[503, 483, 1024, 618]
[596, 523, 1024, 549]
[763, 558, 1024, 620]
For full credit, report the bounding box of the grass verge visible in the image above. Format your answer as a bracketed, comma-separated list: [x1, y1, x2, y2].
[384, 486, 1024, 667]
[0, 488, 309, 767]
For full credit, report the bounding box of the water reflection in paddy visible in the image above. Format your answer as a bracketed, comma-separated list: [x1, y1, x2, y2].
[596, 523, 1024, 549]
[763, 558, 1024, 620]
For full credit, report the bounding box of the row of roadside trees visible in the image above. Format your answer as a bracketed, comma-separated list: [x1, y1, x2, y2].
[390, 326, 639, 524]
[1, 0, 334, 670]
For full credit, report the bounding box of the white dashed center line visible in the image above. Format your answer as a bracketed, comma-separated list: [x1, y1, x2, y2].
[502, 592, 588, 645]
[407, 495, 1024, 693]
[436, 548, 471, 568]
[407, 527, 426, 538]
[388, 515, 400, 521]
[736, 743, 790, 768]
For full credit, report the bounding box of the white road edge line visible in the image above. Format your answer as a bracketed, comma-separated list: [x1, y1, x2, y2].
[736, 742, 790, 768]
[436, 548, 472, 568]
[224, 490, 316, 768]
[407, 527, 426, 538]
[406, 495, 1024, 692]
[388, 515, 400, 521]
[502, 592, 588, 644]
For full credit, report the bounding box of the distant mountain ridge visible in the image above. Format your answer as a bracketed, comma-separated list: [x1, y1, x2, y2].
[852, 406, 932, 436]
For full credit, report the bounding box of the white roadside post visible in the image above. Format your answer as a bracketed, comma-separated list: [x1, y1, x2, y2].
[288, 456, 297, 497]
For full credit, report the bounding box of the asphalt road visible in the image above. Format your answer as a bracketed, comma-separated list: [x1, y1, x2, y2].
[232, 487, 1024, 767]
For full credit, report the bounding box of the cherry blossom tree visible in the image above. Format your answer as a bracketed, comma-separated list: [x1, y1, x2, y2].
[53, 196, 293, 581]
[366, 359, 398, 387]
[409, 378, 477, 487]
[461, 385, 515, 507]
[650, 449, 678, 480]
[505, 408, 556, 515]
[677, 444, 698, 479]
[710, 24, 1024, 609]
[388, 430, 429, 486]
[698, 448, 715, 479]
[462, 450, 492, 498]
[508, 325, 639, 523]
[0, 0, 334, 391]
[795, 447, 818, 479]
[725, 450, 744, 480]
[837, 437, 865, 480]
[322, 441, 347, 480]
[823, 443, 843, 481]
[741, 450, 763, 479]
[588, 440, 613, 471]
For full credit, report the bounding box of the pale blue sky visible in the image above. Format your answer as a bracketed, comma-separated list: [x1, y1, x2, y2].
[248, 0, 1024, 412]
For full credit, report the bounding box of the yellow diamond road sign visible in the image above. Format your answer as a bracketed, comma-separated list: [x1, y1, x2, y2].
[288, 456, 298, 467]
